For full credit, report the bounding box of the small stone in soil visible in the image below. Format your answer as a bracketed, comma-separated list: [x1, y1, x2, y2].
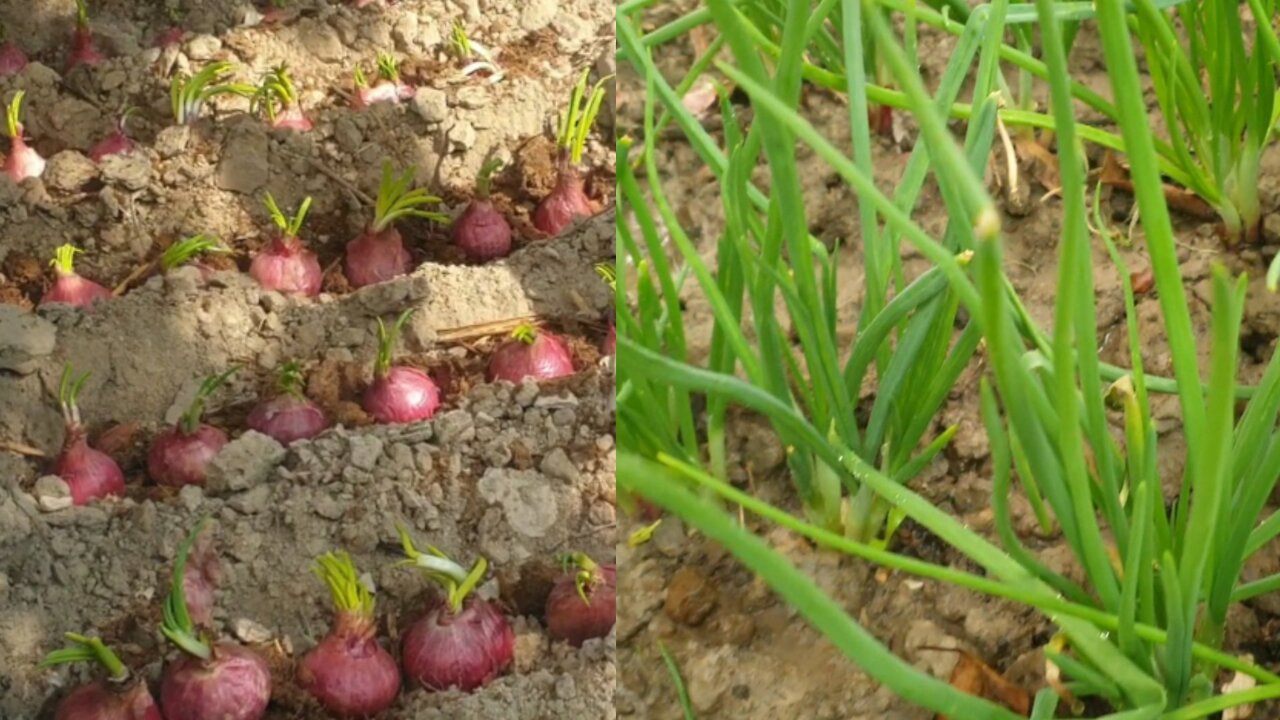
[540, 447, 578, 483]
[34, 475, 73, 512]
[664, 566, 718, 626]
[232, 618, 273, 644]
[0, 306, 56, 374]
[206, 431, 286, 493]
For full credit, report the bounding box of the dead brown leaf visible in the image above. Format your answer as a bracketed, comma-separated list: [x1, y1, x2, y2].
[1098, 152, 1218, 220]
[1131, 267, 1155, 294]
[933, 649, 1031, 719]
[1014, 134, 1062, 193]
[96, 422, 141, 455]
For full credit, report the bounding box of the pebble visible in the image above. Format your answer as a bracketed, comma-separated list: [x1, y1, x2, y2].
[652, 516, 685, 557]
[185, 34, 222, 61]
[232, 618, 274, 644]
[0, 305, 56, 374]
[664, 566, 718, 626]
[216, 124, 270, 194]
[476, 468, 559, 538]
[515, 382, 540, 407]
[539, 448, 579, 483]
[34, 475, 72, 512]
[43, 151, 98, 192]
[154, 126, 191, 158]
[299, 19, 345, 61]
[177, 484, 204, 511]
[99, 153, 152, 191]
[411, 87, 448, 124]
[446, 119, 477, 152]
[207, 431, 286, 493]
[348, 434, 384, 471]
[435, 409, 475, 444]
[227, 484, 272, 515]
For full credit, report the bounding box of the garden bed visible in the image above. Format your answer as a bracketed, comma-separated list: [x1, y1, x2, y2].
[0, 0, 616, 717]
[617, 5, 1280, 719]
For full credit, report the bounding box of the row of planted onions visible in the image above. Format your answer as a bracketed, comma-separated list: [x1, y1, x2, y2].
[43, 519, 616, 719]
[11, 65, 609, 299]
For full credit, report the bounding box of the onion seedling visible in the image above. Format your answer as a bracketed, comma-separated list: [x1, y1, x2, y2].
[350, 53, 414, 109]
[596, 261, 616, 357]
[42, 244, 112, 308]
[66, 0, 106, 71]
[532, 69, 611, 236]
[250, 193, 322, 296]
[345, 162, 446, 288]
[246, 361, 330, 444]
[40, 633, 162, 720]
[362, 309, 441, 424]
[1129, 2, 1280, 246]
[298, 551, 400, 716]
[487, 324, 575, 384]
[0, 22, 28, 76]
[87, 107, 138, 163]
[160, 518, 271, 720]
[396, 525, 513, 692]
[52, 364, 125, 505]
[545, 553, 615, 647]
[170, 61, 254, 125]
[252, 64, 311, 131]
[5, 91, 45, 183]
[450, 21, 504, 84]
[147, 367, 236, 488]
[452, 158, 513, 262]
[161, 234, 232, 280]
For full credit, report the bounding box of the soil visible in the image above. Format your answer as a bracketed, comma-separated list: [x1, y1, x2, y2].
[0, 0, 616, 718]
[618, 6, 1280, 720]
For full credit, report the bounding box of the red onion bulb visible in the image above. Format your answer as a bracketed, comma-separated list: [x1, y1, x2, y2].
[602, 324, 615, 356]
[148, 368, 236, 487]
[147, 424, 227, 488]
[41, 634, 161, 720]
[55, 681, 163, 720]
[247, 394, 329, 444]
[67, 24, 106, 72]
[160, 643, 271, 720]
[345, 227, 411, 288]
[350, 55, 414, 109]
[55, 428, 125, 506]
[402, 599, 513, 692]
[41, 244, 112, 309]
[487, 326, 575, 383]
[5, 91, 45, 183]
[363, 310, 441, 424]
[363, 366, 440, 424]
[88, 110, 137, 163]
[250, 236, 321, 297]
[546, 557, 616, 647]
[532, 168, 592, 236]
[298, 552, 401, 716]
[397, 528, 512, 693]
[0, 40, 28, 76]
[453, 159, 512, 262]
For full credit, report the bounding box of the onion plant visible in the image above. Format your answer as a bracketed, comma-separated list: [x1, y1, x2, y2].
[619, 0, 1280, 715]
[617, 0, 1010, 545]
[1128, 0, 1280, 246]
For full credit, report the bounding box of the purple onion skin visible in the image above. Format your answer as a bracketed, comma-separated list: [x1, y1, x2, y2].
[299, 613, 401, 717]
[154, 26, 184, 49]
[41, 273, 113, 308]
[55, 428, 125, 506]
[345, 227, 412, 288]
[453, 200, 512, 262]
[67, 29, 106, 71]
[487, 332, 575, 384]
[402, 599, 513, 693]
[546, 564, 616, 647]
[351, 82, 414, 110]
[0, 42, 28, 76]
[147, 424, 227, 488]
[160, 643, 271, 720]
[362, 366, 440, 424]
[184, 529, 222, 628]
[532, 170, 592, 236]
[250, 236, 322, 297]
[271, 106, 312, 132]
[602, 324, 615, 357]
[54, 680, 163, 720]
[88, 131, 133, 163]
[6, 136, 46, 183]
[246, 394, 330, 445]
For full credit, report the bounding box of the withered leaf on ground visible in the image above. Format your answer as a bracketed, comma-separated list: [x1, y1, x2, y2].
[933, 648, 1032, 720]
[1014, 133, 1062, 194]
[1098, 152, 1218, 220]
